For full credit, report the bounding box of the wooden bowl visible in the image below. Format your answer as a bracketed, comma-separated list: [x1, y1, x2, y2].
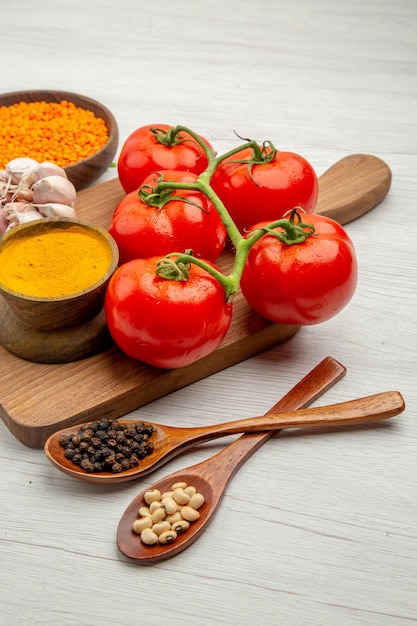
[0, 89, 119, 190]
[0, 217, 119, 363]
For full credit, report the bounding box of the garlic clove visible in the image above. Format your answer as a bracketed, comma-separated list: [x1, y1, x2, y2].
[4, 203, 43, 229]
[36, 203, 77, 218]
[13, 186, 33, 203]
[0, 208, 9, 234]
[5, 201, 34, 215]
[31, 175, 77, 207]
[32, 161, 68, 182]
[6, 157, 39, 186]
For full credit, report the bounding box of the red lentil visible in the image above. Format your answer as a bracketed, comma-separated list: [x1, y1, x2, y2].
[0, 100, 109, 169]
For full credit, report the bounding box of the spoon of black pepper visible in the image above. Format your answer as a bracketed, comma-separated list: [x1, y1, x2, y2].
[116, 359, 404, 563]
[45, 380, 404, 486]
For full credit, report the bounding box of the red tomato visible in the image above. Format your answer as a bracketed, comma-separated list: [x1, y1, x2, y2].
[109, 170, 227, 265]
[105, 256, 232, 369]
[118, 124, 213, 193]
[211, 147, 318, 234]
[240, 214, 357, 325]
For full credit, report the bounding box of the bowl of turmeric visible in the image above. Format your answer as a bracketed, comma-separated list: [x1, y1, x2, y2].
[0, 217, 119, 363]
[0, 90, 119, 190]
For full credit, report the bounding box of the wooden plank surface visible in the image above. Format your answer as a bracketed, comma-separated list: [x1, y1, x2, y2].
[0, 177, 299, 448]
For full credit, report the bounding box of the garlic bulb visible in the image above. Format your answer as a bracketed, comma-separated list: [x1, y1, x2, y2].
[1, 157, 79, 232]
[31, 175, 77, 207]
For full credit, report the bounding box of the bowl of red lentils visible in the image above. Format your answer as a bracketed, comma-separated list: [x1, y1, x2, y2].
[0, 89, 119, 190]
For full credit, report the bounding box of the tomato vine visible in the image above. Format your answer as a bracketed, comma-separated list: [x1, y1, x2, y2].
[145, 125, 316, 302]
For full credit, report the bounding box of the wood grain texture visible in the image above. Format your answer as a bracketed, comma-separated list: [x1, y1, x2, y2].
[44, 388, 404, 485]
[315, 154, 392, 223]
[0, 153, 390, 448]
[0, 1, 416, 625]
[0, 176, 299, 447]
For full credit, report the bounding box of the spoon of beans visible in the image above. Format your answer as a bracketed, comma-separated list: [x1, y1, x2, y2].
[44, 378, 404, 486]
[115, 358, 404, 563]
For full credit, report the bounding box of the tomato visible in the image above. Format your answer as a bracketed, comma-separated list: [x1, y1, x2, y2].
[211, 147, 318, 234]
[240, 214, 357, 325]
[118, 124, 213, 193]
[109, 170, 227, 265]
[105, 256, 232, 369]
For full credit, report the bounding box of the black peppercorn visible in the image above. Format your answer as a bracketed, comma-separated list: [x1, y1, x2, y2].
[80, 428, 94, 441]
[80, 459, 95, 472]
[71, 434, 81, 447]
[120, 458, 131, 471]
[59, 434, 71, 447]
[58, 420, 155, 474]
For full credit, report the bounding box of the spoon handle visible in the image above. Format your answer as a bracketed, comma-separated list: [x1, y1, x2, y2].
[162, 357, 347, 499]
[314, 154, 392, 224]
[175, 390, 404, 446]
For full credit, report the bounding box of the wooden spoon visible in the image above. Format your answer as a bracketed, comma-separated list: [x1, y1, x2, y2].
[314, 153, 392, 224]
[116, 359, 403, 564]
[45, 386, 404, 485]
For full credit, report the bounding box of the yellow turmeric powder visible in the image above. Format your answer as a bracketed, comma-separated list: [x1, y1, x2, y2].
[0, 100, 109, 169]
[0, 225, 112, 297]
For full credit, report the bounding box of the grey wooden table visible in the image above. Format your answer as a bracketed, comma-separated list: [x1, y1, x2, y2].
[1, 0, 416, 624]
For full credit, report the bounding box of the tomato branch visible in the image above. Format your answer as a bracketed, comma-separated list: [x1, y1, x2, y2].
[140, 126, 316, 303]
[157, 251, 236, 301]
[166, 125, 217, 161]
[141, 177, 244, 249]
[244, 210, 316, 247]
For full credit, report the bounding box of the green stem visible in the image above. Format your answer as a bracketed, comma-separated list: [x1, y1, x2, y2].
[160, 252, 236, 300]
[147, 178, 244, 249]
[203, 140, 264, 180]
[142, 126, 315, 302]
[168, 125, 216, 162]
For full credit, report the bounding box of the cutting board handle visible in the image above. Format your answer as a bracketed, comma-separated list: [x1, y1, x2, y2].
[314, 153, 392, 224]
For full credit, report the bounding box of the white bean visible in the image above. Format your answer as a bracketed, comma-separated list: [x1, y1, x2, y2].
[171, 482, 187, 490]
[158, 530, 178, 545]
[188, 492, 205, 510]
[144, 489, 161, 504]
[138, 506, 151, 518]
[180, 506, 200, 522]
[132, 517, 152, 534]
[140, 528, 159, 545]
[151, 507, 166, 523]
[161, 497, 177, 515]
[172, 488, 190, 505]
[152, 521, 171, 536]
[171, 519, 190, 534]
[149, 500, 162, 513]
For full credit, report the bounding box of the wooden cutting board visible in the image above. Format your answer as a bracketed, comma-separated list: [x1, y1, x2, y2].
[0, 154, 391, 447]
